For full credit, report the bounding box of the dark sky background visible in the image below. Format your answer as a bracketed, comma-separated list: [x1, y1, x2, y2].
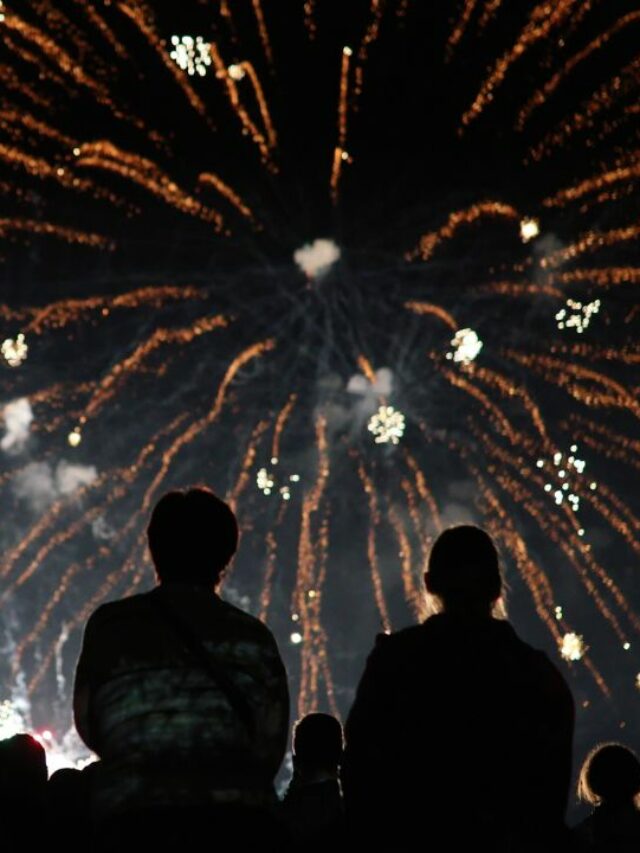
[0, 0, 639, 804]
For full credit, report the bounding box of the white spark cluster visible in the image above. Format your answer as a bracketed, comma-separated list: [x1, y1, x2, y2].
[293, 239, 340, 279]
[256, 459, 300, 500]
[0, 699, 26, 741]
[537, 444, 592, 514]
[368, 405, 405, 445]
[447, 328, 483, 365]
[169, 35, 212, 77]
[560, 632, 586, 661]
[520, 217, 540, 242]
[2, 333, 28, 367]
[256, 467, 275, 495]
[0, 699, 93, 772]
[556, 298, 601, 334]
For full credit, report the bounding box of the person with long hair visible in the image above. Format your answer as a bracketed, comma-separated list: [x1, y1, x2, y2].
[574, 743, 640, 851]
[342, 525, 574, 852]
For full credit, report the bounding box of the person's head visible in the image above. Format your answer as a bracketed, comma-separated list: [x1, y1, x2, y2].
[147, 487, 238, 586]
[0, 734, 47, 796]
[578, 743, 640, 807]
[425, 525, 502, 616]
[292, 713, 343, 778]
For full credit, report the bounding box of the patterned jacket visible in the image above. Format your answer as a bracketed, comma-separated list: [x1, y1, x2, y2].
[74, 583, 289, 819]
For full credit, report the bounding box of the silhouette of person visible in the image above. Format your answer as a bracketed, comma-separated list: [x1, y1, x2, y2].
[573, 743, 640, 851]
[0, 733, 48, 845]
[73, 487, 289, 846]
[281, 713, 345, 852]
[342, 525, 575, 852]
[47, 767, 92, 850]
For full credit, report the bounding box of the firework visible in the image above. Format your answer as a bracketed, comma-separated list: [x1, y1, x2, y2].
[520, 218, 540, 243]
[0, 2, 637, 739]
[561, 632, 587, 662]
[368, 406, 406, 445]
[447, 328, 483, 366]
[169, 36, 212, 77]
[1, 333, 28, 367]
[555, 299, 601, 334]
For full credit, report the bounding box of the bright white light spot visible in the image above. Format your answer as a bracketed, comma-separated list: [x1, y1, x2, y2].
[68, 429, 82, 447]
[368, 405, 405, 445]
[554, 606, 563, 620]
[520, 217, 540, 242]
[294, 238, 340, 279]
[623, 642, 631, 650]
[228, 63, 245, 80]
[290, 632, 303, 644]
[449, 328, 482, 365]
[343, 46, 353, 56]
[560, 632, 586, 661]
[2, 333, 28, 367]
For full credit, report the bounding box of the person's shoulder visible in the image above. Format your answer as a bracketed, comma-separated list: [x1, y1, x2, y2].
[508, 626, 574, 704]
[84, 589, 155, 629]
[217, 594, 279, 645]
[367, 622, 429, 661]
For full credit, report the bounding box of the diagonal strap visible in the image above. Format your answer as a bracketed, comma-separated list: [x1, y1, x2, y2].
[147, 593, 256, 740]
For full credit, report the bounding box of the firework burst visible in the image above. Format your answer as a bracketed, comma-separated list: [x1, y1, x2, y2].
[0, 1, 638, 747]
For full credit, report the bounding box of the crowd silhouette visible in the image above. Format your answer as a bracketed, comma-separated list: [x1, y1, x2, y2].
[1, 486, 638, 851]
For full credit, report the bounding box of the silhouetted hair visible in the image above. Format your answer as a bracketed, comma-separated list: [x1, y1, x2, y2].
[578, 743, 640, 806]
[293, 713, 343, 771]
[147, 487, 238, 584]
[427, 525, 501, 606]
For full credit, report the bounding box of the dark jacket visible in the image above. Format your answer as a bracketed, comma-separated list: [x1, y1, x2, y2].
[342, 614, 574, 851]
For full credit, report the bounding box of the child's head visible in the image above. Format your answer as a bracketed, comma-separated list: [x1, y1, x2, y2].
[578, 743, 640, 807]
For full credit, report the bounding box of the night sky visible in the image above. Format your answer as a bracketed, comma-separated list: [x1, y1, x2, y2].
[0, 0, 638, 794]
